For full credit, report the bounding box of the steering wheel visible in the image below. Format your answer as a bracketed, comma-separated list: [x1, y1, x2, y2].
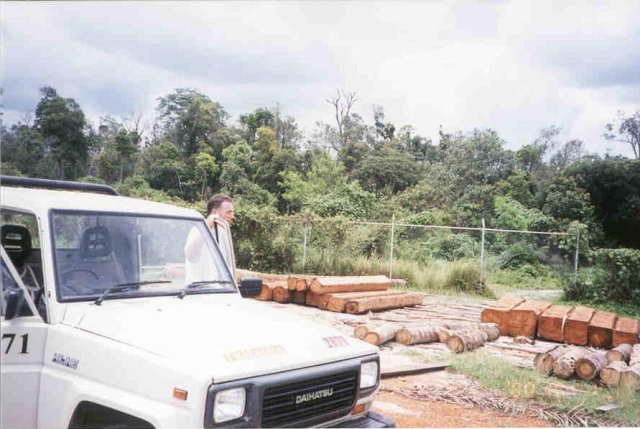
[61, 268, 101, 295]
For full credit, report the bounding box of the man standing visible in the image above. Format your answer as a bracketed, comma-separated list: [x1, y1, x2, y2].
[184, 194, 236, 283]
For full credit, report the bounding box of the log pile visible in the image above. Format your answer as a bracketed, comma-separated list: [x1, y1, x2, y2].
[533, 342, 640, 390]
[480, 297, 639, 348]
[236, 269, 422, 313]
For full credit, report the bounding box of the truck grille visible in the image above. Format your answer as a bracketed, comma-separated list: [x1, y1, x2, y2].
[261, 370, 358, 427]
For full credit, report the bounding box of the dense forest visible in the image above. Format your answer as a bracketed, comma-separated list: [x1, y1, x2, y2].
[2, 87, 639, 308]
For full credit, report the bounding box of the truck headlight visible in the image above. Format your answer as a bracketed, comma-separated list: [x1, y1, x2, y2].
[214, 387, 246, 423]
[360, 361, 379, 389]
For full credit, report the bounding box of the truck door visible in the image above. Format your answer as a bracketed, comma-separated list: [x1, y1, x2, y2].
[1, 247, 49, 429]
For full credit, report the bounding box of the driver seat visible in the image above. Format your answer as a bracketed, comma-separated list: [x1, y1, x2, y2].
[73, 226, 126, 289]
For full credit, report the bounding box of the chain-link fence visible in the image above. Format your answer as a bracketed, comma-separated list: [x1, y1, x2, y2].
[235, 216, 579, 293]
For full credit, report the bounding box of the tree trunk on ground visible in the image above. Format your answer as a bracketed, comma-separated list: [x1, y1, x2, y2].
[554, 347, 588, 379]
[364, 324, 398, 346]
[310, 275, 391, 294]
[630, 344, 640, 367]
[534, 345, 570, 375]
[272, 286, 292, 303]
[395, 325, 440, 345]
[344, 293, 422, 314]
[446, 331, 489, 354]
[354, 324, 373, 339]
[305, 291, 320, 307]
[601, 361, 629, 387]
[606, 344, 633, 364]
[480, 296, 526, 335]
[619, 365, 640, 391]
[293, 291, 306, 305]
[575, 351, 608, 381]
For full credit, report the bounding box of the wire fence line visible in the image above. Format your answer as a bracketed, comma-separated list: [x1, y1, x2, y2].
[288, 216, 580, 286]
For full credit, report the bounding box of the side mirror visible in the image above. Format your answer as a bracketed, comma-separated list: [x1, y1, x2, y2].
[238, 278, 262, 298]
[4, 289, 25, 320]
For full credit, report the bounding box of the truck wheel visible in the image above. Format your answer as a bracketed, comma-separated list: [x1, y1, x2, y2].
[69, 402, 154, 429]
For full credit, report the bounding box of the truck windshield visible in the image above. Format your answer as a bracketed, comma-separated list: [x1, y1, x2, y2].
[51, 211, 236, 301]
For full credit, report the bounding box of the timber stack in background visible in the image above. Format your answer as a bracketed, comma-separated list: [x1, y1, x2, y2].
[481, 296, 639, 347]
[235, 269, 422, 314]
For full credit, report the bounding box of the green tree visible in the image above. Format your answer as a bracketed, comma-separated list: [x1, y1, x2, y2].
[156, 88, 228, 157]
[194, 152, 219, 200]
[138, 142, 186, 194]
[352, 147, 420, 195]
[34, 87, 89, 179]
[605, 110, 640, 159]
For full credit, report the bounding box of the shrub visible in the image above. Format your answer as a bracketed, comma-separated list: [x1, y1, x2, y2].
[565, 248, 640, 305]
[444, 261, 489, 296]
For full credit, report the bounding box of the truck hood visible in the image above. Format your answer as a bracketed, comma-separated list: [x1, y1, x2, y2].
[61, 295, 377, 382]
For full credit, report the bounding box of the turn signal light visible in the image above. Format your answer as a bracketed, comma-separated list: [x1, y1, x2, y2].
[173, 388, 188, 401]
[351, 404, 366, 415]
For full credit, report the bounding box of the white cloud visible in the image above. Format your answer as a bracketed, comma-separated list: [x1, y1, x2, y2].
[1, 1, 638, 157]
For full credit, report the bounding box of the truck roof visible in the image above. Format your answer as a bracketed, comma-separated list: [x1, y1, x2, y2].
[1, 186, 203, 219]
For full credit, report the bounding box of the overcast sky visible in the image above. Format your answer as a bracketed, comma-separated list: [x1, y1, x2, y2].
[2, 1, 639, 156]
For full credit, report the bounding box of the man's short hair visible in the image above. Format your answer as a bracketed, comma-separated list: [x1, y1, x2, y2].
[207, 194, 233, 215]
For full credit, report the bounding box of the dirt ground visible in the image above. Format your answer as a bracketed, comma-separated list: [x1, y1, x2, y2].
[372, 374, 551, 428]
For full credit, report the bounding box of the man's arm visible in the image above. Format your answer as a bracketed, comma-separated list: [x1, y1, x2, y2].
[184, 214, 218, 262]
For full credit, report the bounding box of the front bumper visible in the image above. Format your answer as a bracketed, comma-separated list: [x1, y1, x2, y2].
[333, 411, 395, 428]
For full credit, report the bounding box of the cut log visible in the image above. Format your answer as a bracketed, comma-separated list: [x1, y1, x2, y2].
[305, 291, 320, 307]
[601, 361, 629, 387]
[575, 351, 608, 381]
[606, 344, 633, 363]
[395, 325, 440, 345]
[272, 287, 292, 303]
[619, 365, 640, 391]
[508, 300, 551, 338]
[316, 293, 333, 310]
[323, 290, 407, 313]
[345, 293, 422, 314]
[534, 345, 570, 375]
[255, 285, 273, 301]
[564, 306, 595, 346]
[554, 347, 588, 379]
[537, 305, 574, 343]
[480, 296, 526, 335]
[588, 311, 618, 349]
[363, 324, 398, 346]
[446, 330, 489, 353]
[438, 325, 476, 343]
[612, 317, 640, 347]
[631, 344, 640, 367]
[292, 291, 306, 305]
[354, 325, 371, 339]
[310, 275, 391, 294]
[476, 323, 500, 341]
[287, 275, 313, 291]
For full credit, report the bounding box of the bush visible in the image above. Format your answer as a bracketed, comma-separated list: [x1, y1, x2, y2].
[565, 248, 640, 305]
[444, 261, 489, 296]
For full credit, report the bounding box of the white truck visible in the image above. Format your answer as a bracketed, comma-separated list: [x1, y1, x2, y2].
[0, 176, 393, 429]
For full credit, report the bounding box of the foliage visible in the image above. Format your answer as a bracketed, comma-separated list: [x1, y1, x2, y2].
[565, 248, 640, 306]
[444, 261, 488, 296]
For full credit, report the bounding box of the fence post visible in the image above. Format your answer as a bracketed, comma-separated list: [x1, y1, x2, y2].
[302, 221, 309, 274]
[573, 229, 580, 286]
[389, 214, 396, 279]
[480, 218, 486, 285]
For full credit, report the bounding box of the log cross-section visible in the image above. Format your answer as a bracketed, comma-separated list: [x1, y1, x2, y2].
[537, 305, 574, 343]
[588, 311, 618, 349]
[563, 306, 595, 346]
[534, 345, 570, 375]
[553, 347, 587, 379]
[601, 361, 628, 388]
[612, 317, 640, 347]
[363, 324, 398, 346]
[507, 300, 551, 339]
[480, 296, 526, 335]
[606, 344, 633, 364]
[575, 351, 608, 381]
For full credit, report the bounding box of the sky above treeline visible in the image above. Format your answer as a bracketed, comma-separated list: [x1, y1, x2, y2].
[2, 1, 639, 157]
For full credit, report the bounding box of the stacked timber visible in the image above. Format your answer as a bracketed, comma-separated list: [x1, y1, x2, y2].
[310, 275, 391, 293]
[537, 305, 573, 342]
[612, 317, 640, 346]
[345, 293, 422, 314]
[588, 311, 618, 348]
[319, 290, 406, 313]
[480, 296, 526, 335]
[507, 300, 551, 338]
[563, 306, 595, 346]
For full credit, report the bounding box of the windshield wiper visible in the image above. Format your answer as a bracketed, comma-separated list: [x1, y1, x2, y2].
[95, 280, 171, 305]
[177, 280, 234, 299]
